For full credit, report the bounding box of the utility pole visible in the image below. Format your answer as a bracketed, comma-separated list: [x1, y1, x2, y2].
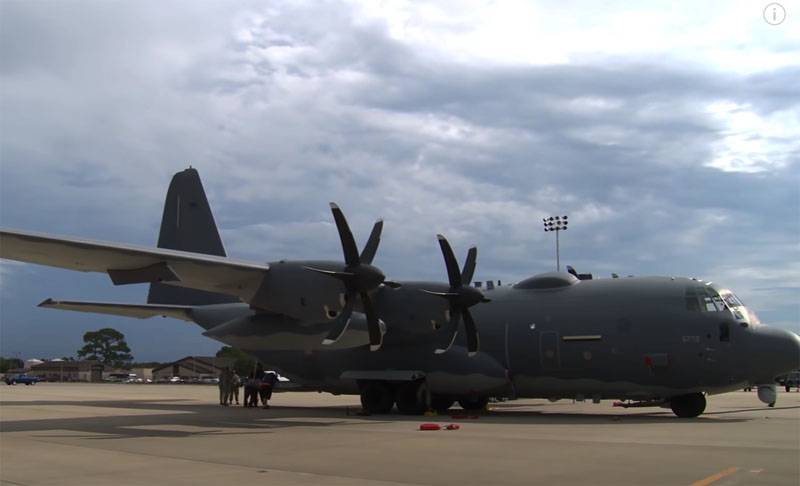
[543, 215, 568, 272]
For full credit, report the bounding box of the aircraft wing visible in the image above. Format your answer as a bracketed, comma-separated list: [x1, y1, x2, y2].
[0, 229, 267, 300]
[38, 298, 195, 322]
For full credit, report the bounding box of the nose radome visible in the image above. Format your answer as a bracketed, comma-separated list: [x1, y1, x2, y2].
[749, 326, 800, 383]
[770, 327, 800, 374]
[787, 330, 800, 370]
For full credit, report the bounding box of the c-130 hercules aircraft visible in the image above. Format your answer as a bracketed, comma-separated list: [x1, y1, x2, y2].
[2, 168, 798, 417]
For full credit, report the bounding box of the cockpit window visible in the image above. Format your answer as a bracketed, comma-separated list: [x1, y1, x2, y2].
[685, 286, 727, 312]
[719, 290, 744, 308]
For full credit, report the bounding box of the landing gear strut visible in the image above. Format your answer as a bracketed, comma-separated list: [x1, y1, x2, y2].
[458, 396, 489, 411]
[359, 381, 394, 414]
[669, 392, 706, 418]
[431, 395, 455, 413]
[395, 381, 427, 414]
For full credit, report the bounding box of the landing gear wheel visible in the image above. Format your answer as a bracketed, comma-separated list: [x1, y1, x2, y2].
[670, 393, 706, 418]
[458, 396, 489, 411]
[431, 395, 455, 413]
[396, 381, 426, 414]
[360, 382, 394, 414]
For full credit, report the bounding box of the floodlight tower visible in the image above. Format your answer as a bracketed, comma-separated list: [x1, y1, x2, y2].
[543, 215, 568, 272]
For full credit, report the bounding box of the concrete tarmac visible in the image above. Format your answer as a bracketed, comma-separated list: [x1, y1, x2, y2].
[1, 384, 798, 486]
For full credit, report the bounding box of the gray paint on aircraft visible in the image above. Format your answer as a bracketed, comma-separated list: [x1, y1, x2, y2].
[1, 168, 798, 417]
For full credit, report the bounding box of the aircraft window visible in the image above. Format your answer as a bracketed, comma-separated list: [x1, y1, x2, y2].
[720, 291, 744, 308]
[703, 297, 717, 312]
[685, 292, 701, 311]
[686, 286, 728, 312]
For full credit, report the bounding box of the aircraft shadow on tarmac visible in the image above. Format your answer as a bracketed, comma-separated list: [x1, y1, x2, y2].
[1, 397, 781, 440]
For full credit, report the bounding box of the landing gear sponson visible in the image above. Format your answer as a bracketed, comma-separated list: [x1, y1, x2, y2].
[358, 380, 489, 415]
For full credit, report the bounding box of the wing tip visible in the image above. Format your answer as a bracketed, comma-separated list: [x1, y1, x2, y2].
[38, 298, 56, 307]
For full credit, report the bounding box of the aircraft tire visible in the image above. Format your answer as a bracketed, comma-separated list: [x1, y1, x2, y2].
[360, 381, 394, 414]
[458, 396, 489, 411]
[395, 382, 426, 414]
[670, 392, 706, 418]
[431, 396, 454, 413]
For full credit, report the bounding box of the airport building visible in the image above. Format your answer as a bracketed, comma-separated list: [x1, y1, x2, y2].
[27, 360, 104, 382]
[151, 356, 234, 382]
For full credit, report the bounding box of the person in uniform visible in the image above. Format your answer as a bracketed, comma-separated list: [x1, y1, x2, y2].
[243, 371, 256, 407]
[218, 366, 232, 406]
[231, 372, 241, 405]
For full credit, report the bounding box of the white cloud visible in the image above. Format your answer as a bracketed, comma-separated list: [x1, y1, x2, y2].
[705, 101, 800, 173]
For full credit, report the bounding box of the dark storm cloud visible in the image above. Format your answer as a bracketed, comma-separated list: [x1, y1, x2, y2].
[1, 1, 797, 359]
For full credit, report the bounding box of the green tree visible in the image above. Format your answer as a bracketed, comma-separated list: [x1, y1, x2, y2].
[77, 328, 134, 368]
[216, 346, 255, 376]
[0, 357, 24, 373]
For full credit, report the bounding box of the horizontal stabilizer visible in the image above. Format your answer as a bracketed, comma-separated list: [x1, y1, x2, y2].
[38, 298, 195, 322]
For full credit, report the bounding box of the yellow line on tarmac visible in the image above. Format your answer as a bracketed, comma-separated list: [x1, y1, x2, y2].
[690, 467, 740, 486]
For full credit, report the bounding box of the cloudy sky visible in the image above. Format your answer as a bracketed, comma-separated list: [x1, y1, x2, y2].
[1, 0, 798, 362]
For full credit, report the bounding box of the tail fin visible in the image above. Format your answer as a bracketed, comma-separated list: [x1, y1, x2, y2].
[147, 168, 240, 305]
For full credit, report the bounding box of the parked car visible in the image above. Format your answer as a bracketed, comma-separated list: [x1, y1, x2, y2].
[777, 371, 799, 388]
[4, 374, 40, 385]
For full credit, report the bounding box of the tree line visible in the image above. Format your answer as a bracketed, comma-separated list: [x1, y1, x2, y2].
[1, 327, 254, 374]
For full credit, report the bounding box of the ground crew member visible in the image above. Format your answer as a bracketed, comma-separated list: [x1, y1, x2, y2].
[218, 366, 232, 406]
[243, 371, 257, 407]
[261, 371, 278, 409]
[231, 372, 241, 405]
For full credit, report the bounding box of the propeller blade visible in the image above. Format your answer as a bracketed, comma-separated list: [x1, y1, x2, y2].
[303, 266, 355, 279]
[330, 203, 360, 266]
[437, 234, 462, 288]
[419, 289, 460, 297]
[321, 297, 354, 345]
[434, 305, 460, 354]
[383, 280, 402, 289]
[360, 292, 383, 351]
[359, 220, 383, 264]
[461, 246, 477, 286]
[462, 309, 480, 356]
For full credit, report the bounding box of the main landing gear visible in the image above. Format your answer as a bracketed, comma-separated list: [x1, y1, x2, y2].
[614, 392, 707, 418]
[359, 381, 395, 414]
[669, 392, 706, 418]
[358, 380, 488, 415]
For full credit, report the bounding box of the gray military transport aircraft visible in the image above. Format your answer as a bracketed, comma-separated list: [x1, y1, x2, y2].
[1, 168, 798, 418]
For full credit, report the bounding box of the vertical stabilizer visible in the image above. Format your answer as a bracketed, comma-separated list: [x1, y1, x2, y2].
[147, 168, 239, 305]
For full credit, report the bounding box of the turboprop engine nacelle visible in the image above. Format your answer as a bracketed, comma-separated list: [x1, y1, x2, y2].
[250, 261, 352, 323]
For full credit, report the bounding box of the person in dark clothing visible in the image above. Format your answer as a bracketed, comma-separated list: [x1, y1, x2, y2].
[261, 371, 279, 408]
[243, 371, 257, 407]
[254, 363, 267, 407]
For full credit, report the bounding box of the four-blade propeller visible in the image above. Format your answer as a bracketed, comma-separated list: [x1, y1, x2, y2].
[304, 203, 390, 351]
[306, 204, 487, 356]
[421, 235, 489, 356]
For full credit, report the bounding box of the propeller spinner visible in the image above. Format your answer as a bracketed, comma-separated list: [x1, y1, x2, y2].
[421, 235, 489, 356]
[304, 203, 392, 351]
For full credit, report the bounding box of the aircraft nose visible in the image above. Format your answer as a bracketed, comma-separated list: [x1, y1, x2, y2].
[750, 327, 800, 383]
